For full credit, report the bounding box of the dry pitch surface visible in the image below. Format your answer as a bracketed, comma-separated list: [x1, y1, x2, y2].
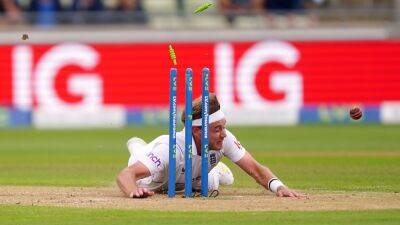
[1, 185, 399, 212]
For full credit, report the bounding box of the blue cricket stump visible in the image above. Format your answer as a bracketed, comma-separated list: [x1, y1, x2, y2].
[168, 68, 177, 198]
[201, 68, 210, 197]
[184, 68, 193, 198]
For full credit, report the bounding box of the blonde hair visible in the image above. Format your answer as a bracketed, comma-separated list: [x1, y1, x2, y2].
[181, 93, 220, 124]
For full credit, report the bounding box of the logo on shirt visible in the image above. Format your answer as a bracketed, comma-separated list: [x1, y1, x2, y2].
[147, 152, 161, 167]
[234, 140, 242, 150]
[209, 153, 217, 166]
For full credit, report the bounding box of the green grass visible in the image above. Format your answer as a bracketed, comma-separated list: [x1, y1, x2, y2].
[0, 125, 399, 191]
[230, 124, 400, 152]
[0, 205, 398, 225]
[0, 125, 399, 224]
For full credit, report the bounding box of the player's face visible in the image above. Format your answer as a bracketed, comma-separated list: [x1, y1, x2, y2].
[208, 119, 227, 150]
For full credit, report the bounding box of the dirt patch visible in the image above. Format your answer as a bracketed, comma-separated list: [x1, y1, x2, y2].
[0, 185, 399, 212]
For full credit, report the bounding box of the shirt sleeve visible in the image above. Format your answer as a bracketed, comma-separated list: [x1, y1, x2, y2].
[137, 143, 169, 175]
[222, 129, 246, 163]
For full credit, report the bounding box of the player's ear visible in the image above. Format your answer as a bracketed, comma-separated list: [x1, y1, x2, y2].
[192, 126, 201, 136]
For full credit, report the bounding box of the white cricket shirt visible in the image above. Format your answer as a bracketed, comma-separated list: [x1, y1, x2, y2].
[135, 129, 246, 192]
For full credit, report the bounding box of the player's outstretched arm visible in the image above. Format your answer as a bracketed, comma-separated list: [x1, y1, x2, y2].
[235, 152, 300, 197]
[116, 161, 154, 198]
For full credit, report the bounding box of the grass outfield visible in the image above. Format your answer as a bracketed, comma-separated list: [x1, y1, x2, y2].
[0, 125, 399, 224]
[0, 125, 399, 190]
[0, 206, 399, 225]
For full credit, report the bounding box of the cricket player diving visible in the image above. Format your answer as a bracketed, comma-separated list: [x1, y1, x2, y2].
[117, 93, 300, 198]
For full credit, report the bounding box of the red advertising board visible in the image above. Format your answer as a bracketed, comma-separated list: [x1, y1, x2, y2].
[1, 40, 399, 110]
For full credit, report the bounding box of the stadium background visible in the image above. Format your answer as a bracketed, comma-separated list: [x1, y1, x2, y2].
[0, 1, 400, 224]
[0, 0, 399, 127]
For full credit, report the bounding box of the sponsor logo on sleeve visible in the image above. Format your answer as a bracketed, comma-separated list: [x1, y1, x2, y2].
[234, 140, 242, 150]
[147, 152, 161, 167]
[209, 153, 217, 166]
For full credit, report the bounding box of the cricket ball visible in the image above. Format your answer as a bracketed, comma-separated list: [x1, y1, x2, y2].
[350, 107, 362, 120]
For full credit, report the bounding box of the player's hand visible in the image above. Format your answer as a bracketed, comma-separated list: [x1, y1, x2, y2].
[129, 188, 154, 198]
[276, 186, 301, 198]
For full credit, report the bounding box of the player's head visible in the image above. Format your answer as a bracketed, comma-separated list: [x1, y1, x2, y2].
[181, 93, 227, 150]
